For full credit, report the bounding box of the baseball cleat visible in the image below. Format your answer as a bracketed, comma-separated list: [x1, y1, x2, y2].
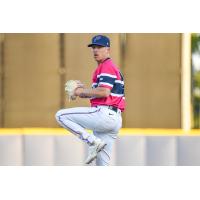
[85, 139, 106, 165]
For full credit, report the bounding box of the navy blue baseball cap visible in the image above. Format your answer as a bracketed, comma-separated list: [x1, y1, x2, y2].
[88, 35, 110, 47]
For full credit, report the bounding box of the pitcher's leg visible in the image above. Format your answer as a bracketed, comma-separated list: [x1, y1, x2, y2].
[55, 107, 101, 145]
[93, 132, 117, 166]
[56, 114, 96, 145]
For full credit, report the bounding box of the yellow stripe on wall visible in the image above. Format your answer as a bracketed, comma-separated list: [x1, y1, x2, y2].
[0, 128, 200, 136]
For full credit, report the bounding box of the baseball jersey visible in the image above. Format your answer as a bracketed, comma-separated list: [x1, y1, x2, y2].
[90, 58, 125, 111]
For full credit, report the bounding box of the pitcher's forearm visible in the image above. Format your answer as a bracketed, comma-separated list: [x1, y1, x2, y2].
[77, 87, 110, 98]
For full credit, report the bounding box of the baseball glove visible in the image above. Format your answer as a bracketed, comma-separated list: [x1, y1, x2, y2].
[65, 80, 84, 101]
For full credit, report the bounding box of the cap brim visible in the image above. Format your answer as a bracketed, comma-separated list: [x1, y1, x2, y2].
[87, 43, 106, 47]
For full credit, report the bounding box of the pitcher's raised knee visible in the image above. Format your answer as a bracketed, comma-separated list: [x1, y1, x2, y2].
[55, 110, 64, 123]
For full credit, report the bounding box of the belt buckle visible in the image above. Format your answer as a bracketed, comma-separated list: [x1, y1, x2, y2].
[108, 106, 118, 113]
[108, 105, 113, 110]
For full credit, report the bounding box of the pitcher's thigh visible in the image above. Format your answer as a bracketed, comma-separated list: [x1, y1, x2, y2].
[56, 107, 101, 130]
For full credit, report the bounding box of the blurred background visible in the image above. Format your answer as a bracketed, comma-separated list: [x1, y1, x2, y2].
[0, 33, 186, 128]
[0, 33, 199, 166]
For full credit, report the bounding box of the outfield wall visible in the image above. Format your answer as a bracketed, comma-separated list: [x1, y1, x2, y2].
[0, 128, 200, 166]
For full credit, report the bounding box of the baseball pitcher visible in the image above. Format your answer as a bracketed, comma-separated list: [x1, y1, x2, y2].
[55, 35, 125, 166]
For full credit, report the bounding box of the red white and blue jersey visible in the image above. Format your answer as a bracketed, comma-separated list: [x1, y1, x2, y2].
[90, 58, 125, 111]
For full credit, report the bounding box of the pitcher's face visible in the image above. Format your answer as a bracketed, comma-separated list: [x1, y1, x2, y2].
[91, 45, 110, 62]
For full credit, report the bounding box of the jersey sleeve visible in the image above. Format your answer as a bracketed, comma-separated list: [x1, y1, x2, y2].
[98, 64, 117, 90]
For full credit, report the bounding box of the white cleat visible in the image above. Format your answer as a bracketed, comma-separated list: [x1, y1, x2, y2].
[85, 139, 106, 165]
